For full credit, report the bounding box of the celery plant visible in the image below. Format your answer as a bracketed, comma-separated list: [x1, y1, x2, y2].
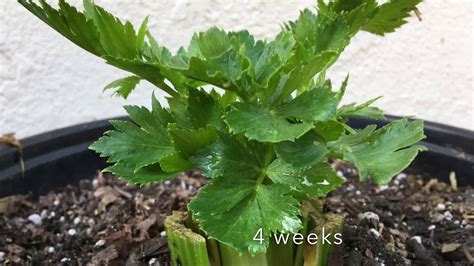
[19, 0, 425, 260]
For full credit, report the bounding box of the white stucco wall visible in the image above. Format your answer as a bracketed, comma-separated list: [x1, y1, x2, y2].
[1, 0, 473, 138]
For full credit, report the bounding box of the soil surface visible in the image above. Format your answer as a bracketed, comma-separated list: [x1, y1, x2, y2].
[0, 164, 473, 265]
[326, 161, 473, 266]
[0, 171, 205, 265]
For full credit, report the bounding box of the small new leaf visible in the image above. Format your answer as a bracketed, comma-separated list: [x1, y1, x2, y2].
[338, 97, 386, 120]
[104, 76, 141, 99]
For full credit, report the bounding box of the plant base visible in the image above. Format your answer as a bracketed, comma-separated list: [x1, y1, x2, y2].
[164, 211, 345, 266]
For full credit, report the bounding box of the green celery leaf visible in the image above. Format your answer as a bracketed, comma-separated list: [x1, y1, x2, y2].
[331, 118, 426, 184]
[136, 16, 149, 52]
[220, 91, 238, 107]
[143, 33, 173, 64]
[189, 178, 301, 254]
[309, 17, 351, 54]
[317, 0, 420, 36]
[191, 133, 271, 179]
[274, 83, 338, 121]
[318, 0, 370, 14]
[253, 31, 295, 87]
[338, 97, 386, 120]
[168, 28, 254, 99]
[195, 27, 231, 58]
[103, 76, 141, 99]
[18, 0, 105, 56]
[104, 56, 176, 96]
[124, 105, 172, 137]
[340, 1, 379, 35]
[267, 159, 345, 197]
[274, 131, 327, 170]
[267, 11, 350, 104]
[225, 82, 339, 142]
[259, 11, 351, 105]
[288, 9, 317, 44]
[83, 0, 141, 59]
[313, 120, 346, 142]
[160, 93, 217, 172]
[317, 0, 378, 35]
[224, 102, 313, 143]
[90, 121, 171, 169]
[166, 96, 192, 128]
[328, 125, 377, 152]
[104, 163, 178, 185]
[268, 51, 338, 105]
[186, 88, 224, 130]
[335, 74, 349, 101]
[228, 30, 264, 66]
[159, 153, 195, 173]
[189, 133, 300, 254]
[363, 0, 422, 36]
[90, 97, 174, 170]
[20, 0, 423, 103]
[19, 0, 179, 97]
[171, 54, 246, 98]
[168, 124, 218, 156]
[350, 106, 385, 120]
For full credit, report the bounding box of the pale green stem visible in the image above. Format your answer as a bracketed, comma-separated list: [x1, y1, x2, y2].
[164, 212, 211, 266]
[267, 233, 294, 266]
[219, 243, 267, 266]
[293, 215, 309, 266]
[304, 213, 345, 266]
[207, 239, 222, 266]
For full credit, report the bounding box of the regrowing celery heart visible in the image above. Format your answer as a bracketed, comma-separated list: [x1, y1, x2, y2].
[19, 0, 426, 255]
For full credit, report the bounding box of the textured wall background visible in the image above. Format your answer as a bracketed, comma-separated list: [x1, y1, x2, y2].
[1, 0, 473, 138]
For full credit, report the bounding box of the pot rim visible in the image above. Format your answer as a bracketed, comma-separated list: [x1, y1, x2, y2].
[1, 115, 473, 197]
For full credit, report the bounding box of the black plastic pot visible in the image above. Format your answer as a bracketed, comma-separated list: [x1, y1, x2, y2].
[1, 116, 473, 197]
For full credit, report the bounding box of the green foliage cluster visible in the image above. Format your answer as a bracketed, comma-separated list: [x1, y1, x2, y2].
[20, 0, 425, 254]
